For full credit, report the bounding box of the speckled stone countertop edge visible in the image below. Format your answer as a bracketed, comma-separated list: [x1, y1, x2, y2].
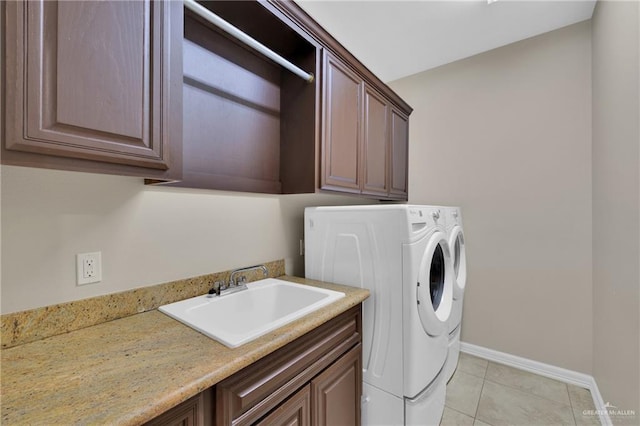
[1, 276, 369, 425]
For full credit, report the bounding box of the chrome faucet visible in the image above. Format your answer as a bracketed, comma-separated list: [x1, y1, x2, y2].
[208, 264, 269, 297]
[229, 264, 268, 287]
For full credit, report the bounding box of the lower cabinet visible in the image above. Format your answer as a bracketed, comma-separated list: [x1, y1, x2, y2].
[311, 345, 362, 426]
[256, 384, 311, 426]
[218, 306, 362, 426]
[254, 344, 361, 426]
[147, 306, 362, 426]
[146, 389, 212, 426]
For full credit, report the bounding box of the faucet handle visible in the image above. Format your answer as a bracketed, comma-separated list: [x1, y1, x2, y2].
[208, 281, 225, 297]
[228, 276, 243, 287]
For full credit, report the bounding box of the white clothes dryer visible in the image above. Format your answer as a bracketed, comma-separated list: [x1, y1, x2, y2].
[442, 206, 467, 383]
[305, 205, 454, 425]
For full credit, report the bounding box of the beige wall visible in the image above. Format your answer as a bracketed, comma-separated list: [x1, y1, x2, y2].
[592, 0, 640, 417]
[0, 165, 370, 314]
[391, 22, 593, 373]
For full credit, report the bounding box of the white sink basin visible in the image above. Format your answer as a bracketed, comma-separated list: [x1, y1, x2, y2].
[159, 278, 345, 348]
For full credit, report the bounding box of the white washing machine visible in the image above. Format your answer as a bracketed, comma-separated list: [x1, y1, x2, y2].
[305, 205, 454, 425]
[442, 206, 467, 383]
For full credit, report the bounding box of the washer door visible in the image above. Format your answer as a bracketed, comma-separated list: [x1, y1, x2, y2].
[416, 231, 453, 337]
[449, 226, 467, 298]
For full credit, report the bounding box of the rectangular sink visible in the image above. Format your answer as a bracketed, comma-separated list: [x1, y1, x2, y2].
[159, 278, 345, 348]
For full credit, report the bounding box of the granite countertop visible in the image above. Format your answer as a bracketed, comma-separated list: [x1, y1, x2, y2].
[1, 276, 369, 425]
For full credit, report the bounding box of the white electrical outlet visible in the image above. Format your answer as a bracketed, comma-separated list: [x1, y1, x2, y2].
[76, 252, 102, 285]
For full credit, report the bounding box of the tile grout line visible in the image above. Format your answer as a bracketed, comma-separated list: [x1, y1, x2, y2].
[481, 360, 576, 409]
[474, 361, 490, 424]
[456, 355, 490, 425]
[481, 375, 576, 410]
[473, 374, 488, 422]
[566, 382, 579, 426]
[444, 405, 476, 422]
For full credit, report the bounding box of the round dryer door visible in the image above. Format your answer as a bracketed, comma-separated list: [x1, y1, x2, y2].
[416, 231, 453, 337]
[449, 226, 467, 298]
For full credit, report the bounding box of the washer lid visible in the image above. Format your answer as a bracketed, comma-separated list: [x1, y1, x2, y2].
[449, 225, 467, 296]
[416, 231, 453, 336]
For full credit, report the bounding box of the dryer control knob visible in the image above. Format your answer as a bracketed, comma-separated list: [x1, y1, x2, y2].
[432, 211, 440, 220]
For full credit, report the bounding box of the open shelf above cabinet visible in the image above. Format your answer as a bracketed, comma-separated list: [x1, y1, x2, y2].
[147, 0, 320, 195]
[148, 0, 412, 200]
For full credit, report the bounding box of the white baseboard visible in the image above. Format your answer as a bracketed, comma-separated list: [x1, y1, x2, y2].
[460, 342, 611, 426]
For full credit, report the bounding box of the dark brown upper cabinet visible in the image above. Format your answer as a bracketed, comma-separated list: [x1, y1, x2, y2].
[2, 0, 183, 180]
[390, 107, 410, 199]
[321, 52, 409, 200]
[321, 52, 362, 194]
[362, 84, 390, 197]
[1, 0, 410, 197]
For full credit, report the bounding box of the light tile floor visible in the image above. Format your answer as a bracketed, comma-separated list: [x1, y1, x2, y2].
[440, 353, 601, 426]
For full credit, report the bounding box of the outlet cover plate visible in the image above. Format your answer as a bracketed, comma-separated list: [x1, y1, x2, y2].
[76, 252, 102, 285]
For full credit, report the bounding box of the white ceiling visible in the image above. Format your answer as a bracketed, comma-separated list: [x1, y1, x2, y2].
[295, 0, 597, 82]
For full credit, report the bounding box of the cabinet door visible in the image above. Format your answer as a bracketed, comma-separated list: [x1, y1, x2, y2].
[145, 390, 212, 426]
[389, 108, 409, 199]
[3, 0, 182, 178]
[361, 84, 389, 197]
[256, 385, 311, 426]
[321, 52, 361, 193]
[311, 344, 362, 426]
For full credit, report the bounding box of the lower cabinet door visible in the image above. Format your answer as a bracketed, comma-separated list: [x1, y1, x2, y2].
[311, 344, 362, 426]
[145, 389, 212, 426]
[256, 385, 311, 426]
